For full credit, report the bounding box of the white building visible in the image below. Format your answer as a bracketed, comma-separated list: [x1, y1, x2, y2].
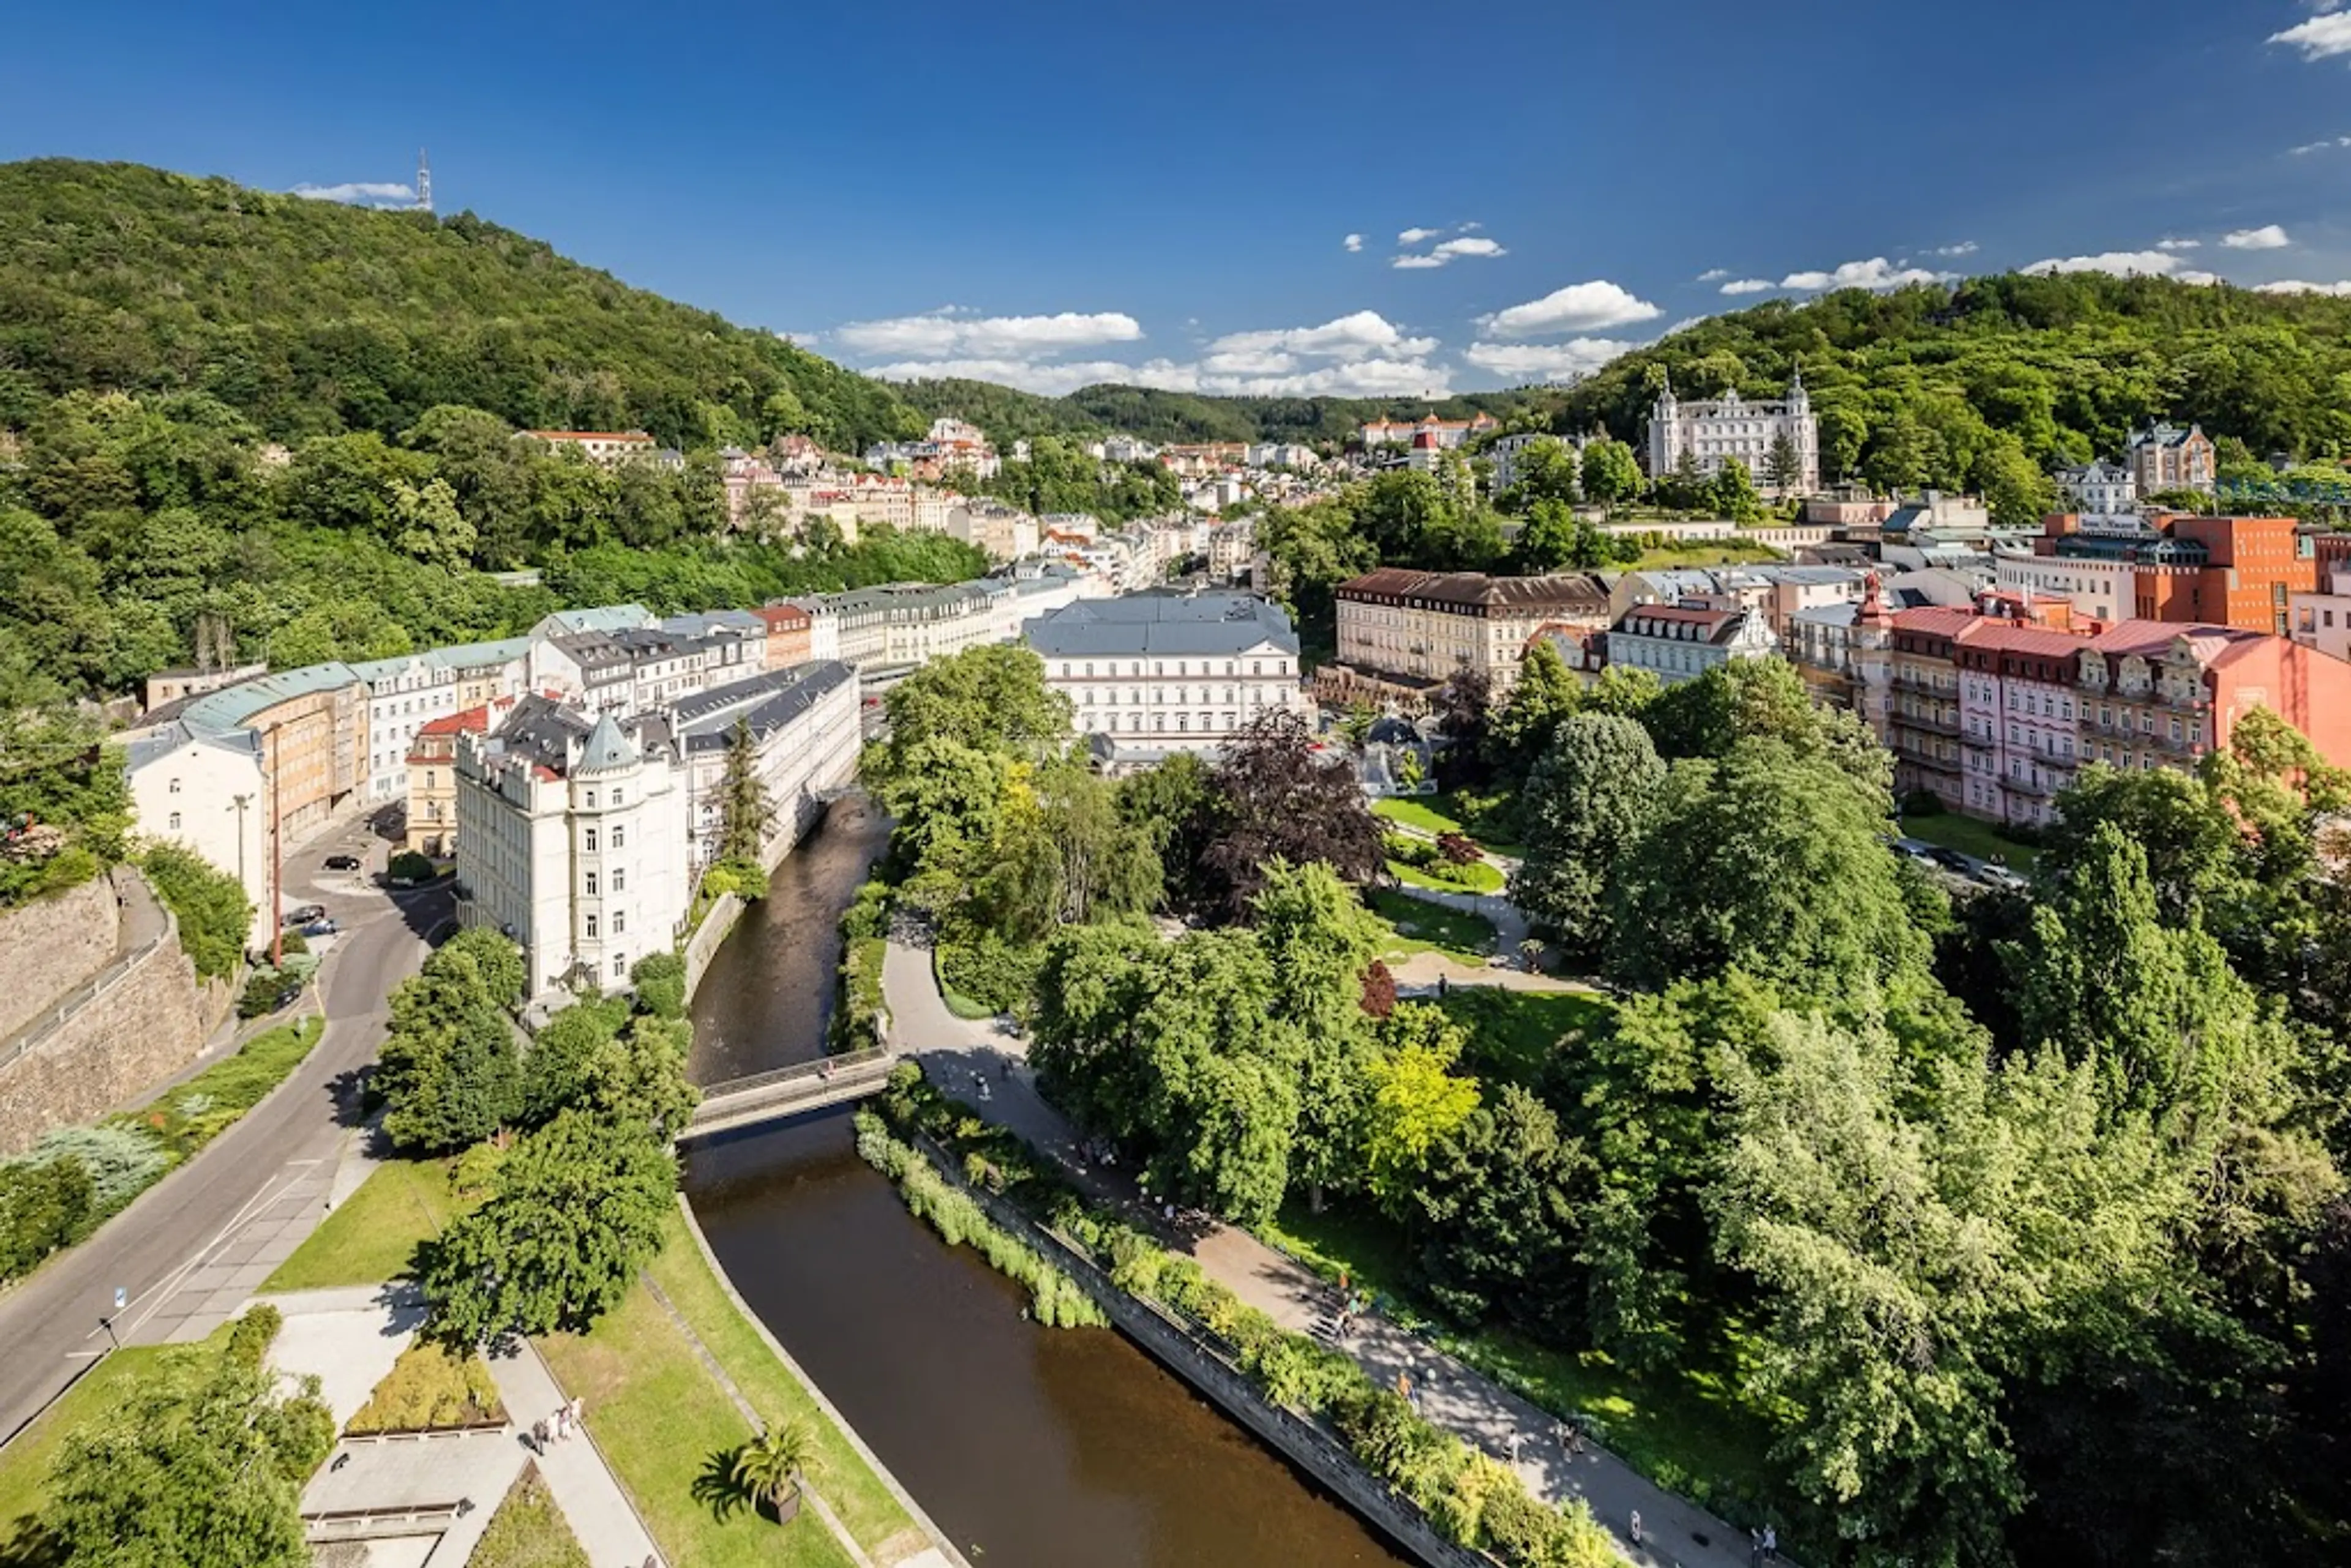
[1024, 591, 1310, 770]
[454, 701, 691, 1001]
[1604, 602, 1781, 686]
[667, 662, 862, 872]
[352, 637, 534, 803]
[1486, 432, 1582, 494]
[125, 723, 271, 950]
[2055, 459, 2137, 518]
[1994, 544, 2136, 626]
[1646, 369, 1819, 496]
[2290, 565, 2351, 664]
[520, 430, 658, 465]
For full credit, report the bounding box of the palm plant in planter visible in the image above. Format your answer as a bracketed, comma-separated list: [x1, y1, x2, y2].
[730, 1422, 818, 1524]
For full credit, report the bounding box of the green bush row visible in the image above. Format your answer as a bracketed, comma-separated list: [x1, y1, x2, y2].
[852, 1110, 1104, 1329]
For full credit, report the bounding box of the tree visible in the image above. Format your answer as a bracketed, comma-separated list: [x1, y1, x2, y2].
[716, 716, 776, 866]
[1766, 430, 1801, 492]
[140, 841, 253, 978]
[519, 997, 630, 1125]
[1197, 711, 1383, 923]
[1408, 1084, 1583, 1332]
[389, 476, 477, 566]
[1487, 638, 1584, 781]
[437, 928, 529, 1009]
[972, 758, 1160, 941]
[1430, 670, 1495, 789]
[729, 1422, 819, 1520]
[868, 643, 1071, 787]
[422, 1109, 676, 1343]
[1641, 656, 1892, 798]
[629, 951, 687, 1020]
[1251, 861, 1387, 1201]
[1512, 715, 1666, 958]
[40, 1308, 333, 1568]
[377, 939, 527, 1153]
[1361, 1005, 1481, 1212]
[1707, 456, 1764, 522]
[1496, 438, 1579, 512]
[1579, 439, 1643, 505]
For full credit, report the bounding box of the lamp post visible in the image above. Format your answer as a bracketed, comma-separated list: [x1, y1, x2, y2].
[262, 723, 285, 969]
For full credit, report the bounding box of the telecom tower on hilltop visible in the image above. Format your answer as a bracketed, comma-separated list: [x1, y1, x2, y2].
[416, 149, 433, 214]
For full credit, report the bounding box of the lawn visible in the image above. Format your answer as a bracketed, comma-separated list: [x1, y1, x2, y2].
[1900, 811, 2040, 871]
[1435, 986, 1615, 1087]
[1387, 858, 1506, 896]
[1367, 888, 1498, 962]
[932, 947, 994, 1021]
[1261, 1198, 1782, 1524]
[1373, 792, 1523, 857]
[261, 1155, 468, 1292]
[538, 1209, 926, 1568]
[471, 1464, 591, 1568]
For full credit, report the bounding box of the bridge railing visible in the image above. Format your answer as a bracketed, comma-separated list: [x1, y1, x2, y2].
[698, 1047, 891, 1105]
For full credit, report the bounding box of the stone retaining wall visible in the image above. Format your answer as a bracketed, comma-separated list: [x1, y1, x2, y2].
[681, 893, 744, 1002]
[0, 875, 119, 1042]
[0, 906, 209, 1156]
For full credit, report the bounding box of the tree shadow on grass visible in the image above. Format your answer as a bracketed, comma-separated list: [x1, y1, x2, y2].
[691, 1446, 756, 1523]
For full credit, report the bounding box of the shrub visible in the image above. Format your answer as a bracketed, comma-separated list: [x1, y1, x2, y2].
[840, 878, 892, 942]
[1435, 831, 1482, 865]
[345, 1342, 508, 1432]
[701, 855, 770, 904]
[141, 843, 253, 980]
[936, 934, 1044, 1013]
[227, 1302, 283, 1368]
[28, 1125, 168, 1212]
[238, 966, 300, 1018]
[0, 1153, 96, 1280]
[388, 850, 437, 882]
[628, 952, 686, 1019]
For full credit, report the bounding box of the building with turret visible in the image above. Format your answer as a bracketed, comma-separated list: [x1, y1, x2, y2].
[1646, 369, 1819, 496]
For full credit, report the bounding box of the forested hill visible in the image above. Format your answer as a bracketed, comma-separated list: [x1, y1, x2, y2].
[893, 376, 1559, 447]
[0, 159, 920, 451]
[1550, 274, 2351, 498]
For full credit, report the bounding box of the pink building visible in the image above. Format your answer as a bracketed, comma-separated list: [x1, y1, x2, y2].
[1954, 623, 2087, 828]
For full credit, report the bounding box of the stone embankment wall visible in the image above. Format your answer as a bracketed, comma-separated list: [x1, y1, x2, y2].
[0, 874, 120, 1041]
[0, 893, 210, 1157]
[682, 893, 745, 1002]
[957, 1168, 1488, 1568]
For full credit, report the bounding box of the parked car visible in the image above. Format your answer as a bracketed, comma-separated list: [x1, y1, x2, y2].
[280, 903, 326, 929]
[301, 917, 340, 938]
[323, 853, 362, 872]
[1924, 847, 1974, 874]
[1974, 865, 2028, 892]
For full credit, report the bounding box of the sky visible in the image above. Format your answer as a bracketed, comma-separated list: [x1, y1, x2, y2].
[5, 0, 2351, 399]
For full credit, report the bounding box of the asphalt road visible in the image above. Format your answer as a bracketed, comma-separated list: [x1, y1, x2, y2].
[0, 816, 448, 1447]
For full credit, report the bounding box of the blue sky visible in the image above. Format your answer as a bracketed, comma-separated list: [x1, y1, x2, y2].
[5, 0, 2351, 397]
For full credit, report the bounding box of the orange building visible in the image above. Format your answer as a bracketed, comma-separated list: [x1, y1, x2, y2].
[754, 602, 815, 669]
[2028, 513, 2314, 636]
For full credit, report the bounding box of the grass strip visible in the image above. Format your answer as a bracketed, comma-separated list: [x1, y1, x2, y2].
[469, 1463, 592, 1568]
[260, 1155, 468, 1292]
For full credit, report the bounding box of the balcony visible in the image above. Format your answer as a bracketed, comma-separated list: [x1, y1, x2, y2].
[1898, 707, 1961, 737]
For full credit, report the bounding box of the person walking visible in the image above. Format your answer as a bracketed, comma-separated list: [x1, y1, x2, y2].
[568, 1395, 584, 1435]
[1762, 1524, 1777, 1562]
[531, 1416, 549, 1454]
[1629, 1509, 1643, 1547]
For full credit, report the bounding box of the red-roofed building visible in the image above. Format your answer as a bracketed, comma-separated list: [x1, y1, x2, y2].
[754, 602, 814, 669]
[404, 695, 523, 854]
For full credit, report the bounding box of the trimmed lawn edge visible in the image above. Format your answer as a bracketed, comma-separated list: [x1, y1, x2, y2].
[667, 1195, 969, 1567]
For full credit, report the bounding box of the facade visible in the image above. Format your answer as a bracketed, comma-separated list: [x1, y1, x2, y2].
[2126, 424, 2216, 495]
[126, 724, 271, 950]
[1953, 623, 2087, 827]
[1333, 569, 1613, 694]
[668, 662, 861, 871]
[1485, 432, 1580, 494]
[1024, 591, 1308, 767]
[1993, 546, 2136, 625]
[951, 501, 1041, 563]
[2055, 459, 2137, 517]
[143, 662, 267, 715]
[2075, 619, 2351, 779]
[1646, 370, 1820, 496]
[1603, 603, 1779, 687]
[454, 702, 691, 1000]
[1357, 413, 1500, 450]
[754, 602, 816, 668]
[520, 430, 658, 465]
[178, 664, 370, 850]
[404, 697, 520, 857]
[2020, 512, 2313, 634]
[2289, 565, 2351, 664]
[354, 637, 536, 801]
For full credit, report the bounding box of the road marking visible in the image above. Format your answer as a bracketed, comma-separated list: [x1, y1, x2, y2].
[63, 1350, 105, 1360]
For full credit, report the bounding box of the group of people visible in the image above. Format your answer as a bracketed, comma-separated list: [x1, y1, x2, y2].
[531, 1395, 586, 1454]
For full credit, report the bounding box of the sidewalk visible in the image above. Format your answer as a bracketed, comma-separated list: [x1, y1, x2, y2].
[486, 1337, 664, 1568]
[885, 932, 1757, 1568]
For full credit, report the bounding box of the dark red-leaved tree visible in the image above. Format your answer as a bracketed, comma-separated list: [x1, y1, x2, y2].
[1359, 958, 1397, 1018]
[1197, 711, 1384, 923]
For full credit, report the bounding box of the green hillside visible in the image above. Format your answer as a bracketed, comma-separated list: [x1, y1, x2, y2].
[0, 159, 920, 451]
[894, 375, 1559, 447]
[1549, 273, 2351, 506]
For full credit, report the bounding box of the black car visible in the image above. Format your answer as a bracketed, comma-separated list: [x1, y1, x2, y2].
[1925, 847, 1974, 873]
[323, 853, 362, 871]
[281, 903, 326, 928]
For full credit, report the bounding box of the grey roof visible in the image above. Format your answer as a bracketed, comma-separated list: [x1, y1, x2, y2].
[674, 662, 856, 754]
[658, 609, 765, 639]
[431, 635, 533, 670]
[125, 720, 260, 773]
[1791, 602, 1861, 629]
[578, 711, 639, 772]
[1750, 565, 1865, 587]
[537, 604, 653, 637]
[549, 632, 634, 678]
[180, 662, 363, 737]
[1023, 591, 1298, 658]
[489, 694, 591, 774]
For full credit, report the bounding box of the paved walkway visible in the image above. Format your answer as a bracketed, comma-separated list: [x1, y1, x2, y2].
[885, 932, 1758, 1568]
[487, 1337, 666, 1568]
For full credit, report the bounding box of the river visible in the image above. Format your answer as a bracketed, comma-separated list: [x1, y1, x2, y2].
[685, 799, 1415, 1568]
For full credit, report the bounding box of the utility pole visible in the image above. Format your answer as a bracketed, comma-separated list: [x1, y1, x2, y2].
[416, 149, 432, 215]
[266, 726, 284, 969]
[230, 790, 253, 939]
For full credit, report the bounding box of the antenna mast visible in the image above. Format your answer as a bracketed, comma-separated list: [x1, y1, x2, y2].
[416, 149, 433, 214]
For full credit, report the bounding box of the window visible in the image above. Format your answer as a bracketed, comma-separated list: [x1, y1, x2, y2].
[167, 811, 181, 831]
[587, 790, 598, 808]
[613, 911, 626, 934]
[615, 955, 627, 978]
[612, 789, 623, 806]
[586, 914, 599, 939]
[585, 828, 598, 852]
[585, 871, 599, 896]
[612, 825, 624, 849]
[168, 778, 182, 795]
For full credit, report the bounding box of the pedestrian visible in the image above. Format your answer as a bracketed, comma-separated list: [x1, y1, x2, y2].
[568, 1395, 583, 1434]
[1629, 1510, 1643, 1547]
[1507, 1431, 1521, 1465]
[1750, 1528, 1764, 1567]
[532, 1416, 549, 1454]
[1762, 1524, 1777, 1562]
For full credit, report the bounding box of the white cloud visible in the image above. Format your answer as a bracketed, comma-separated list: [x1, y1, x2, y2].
[2258, 278, 2351, 295]
[1391, 254, 1449, 269]
[2271, 10, 2351, 60]
[1719, 279, 1775, 296]
[1458, 221, 1483, 232]
[1695, 268, 1730, 282]
[831, 310, 1143, 359]
[1464, 340, 1632, 384]
[1210, 310, 1438, 362]
[1929, 241, 1981, 257]
[1480, 280, 1662, 337]
[2156, 237, 2202, 251]
[291, 181, 416, 206]
[1343, 233, 1365, 252]
[2290, 134, 2351, 153]
[1433, 236, 1506, 260]
[1398, 227, 1442, 245]
[2022, 249, 2185, 277]
[1781, 257, 1956, 291]
[2222, 223, 2292, 249]
[867, 354, 1450, 399]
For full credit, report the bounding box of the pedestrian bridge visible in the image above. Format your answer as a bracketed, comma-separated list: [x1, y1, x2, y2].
[681, 1048, 901, 1141]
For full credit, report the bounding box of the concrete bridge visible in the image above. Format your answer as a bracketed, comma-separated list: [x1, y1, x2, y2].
[681, 1048, 901, 1141]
